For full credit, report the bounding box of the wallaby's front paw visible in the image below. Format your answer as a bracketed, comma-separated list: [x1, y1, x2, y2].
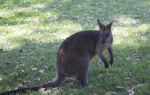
[110, 58, 113, 65]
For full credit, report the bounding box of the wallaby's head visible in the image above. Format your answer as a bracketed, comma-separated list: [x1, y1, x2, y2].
[97, 19, 113, 45]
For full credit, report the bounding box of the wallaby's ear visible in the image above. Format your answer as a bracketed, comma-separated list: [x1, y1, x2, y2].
[107, 20, 114, 29]
[97, 19, 104, 30]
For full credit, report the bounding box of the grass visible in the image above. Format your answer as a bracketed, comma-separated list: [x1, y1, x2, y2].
[0, 0, 150, 95]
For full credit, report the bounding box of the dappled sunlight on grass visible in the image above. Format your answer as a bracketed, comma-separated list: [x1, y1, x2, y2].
[0, 10, 14, 18]
[115, 15, 140, 26]
[0, 19, 83, 50]
[113, 27, 128, 45]
[128, 24, 150, 45]
[131, 24, 150, 33]
[0, 77, 2, 82]
[113, 22, 150, 48]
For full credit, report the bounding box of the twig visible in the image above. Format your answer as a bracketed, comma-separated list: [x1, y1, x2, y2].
[105, 92, 118, 95]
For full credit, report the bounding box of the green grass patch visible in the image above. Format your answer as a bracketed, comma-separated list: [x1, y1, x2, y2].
[0, 0, 150, 95]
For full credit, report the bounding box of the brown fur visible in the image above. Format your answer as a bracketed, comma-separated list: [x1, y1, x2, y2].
[0, 19, 114, 95]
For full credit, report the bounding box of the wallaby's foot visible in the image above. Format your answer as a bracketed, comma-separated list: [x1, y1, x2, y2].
[80, 80, 88, 87]
[77, 73, 88, 87]
[77, 76, 88, 87]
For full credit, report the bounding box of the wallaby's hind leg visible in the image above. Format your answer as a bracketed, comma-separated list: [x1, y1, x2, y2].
[77, 59, 89, 87]
[78, 71, 88, 87]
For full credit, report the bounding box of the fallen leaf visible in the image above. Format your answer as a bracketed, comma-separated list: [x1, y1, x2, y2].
[125, 77, 130, 80]
[31, 67, 38, 71]
[34, 77, 41, 81]
[128, 90, 134, 95]
[18, 83, 27, 88]
[21, 70, 25, 72]
[0, 49, 3, 52]
[114, 86, 124, 91]
[43, 66, 49, 72]
[44, 66, 49, 69]
[105, 92, 118, 95]
[22, 80, 31, 84]
[39, 69, 45, 73]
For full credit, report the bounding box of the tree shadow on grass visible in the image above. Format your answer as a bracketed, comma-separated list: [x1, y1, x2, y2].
[0, 39, 60, 93]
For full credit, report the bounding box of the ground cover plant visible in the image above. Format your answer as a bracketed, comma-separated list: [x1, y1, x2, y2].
[0, 0, 150, 95]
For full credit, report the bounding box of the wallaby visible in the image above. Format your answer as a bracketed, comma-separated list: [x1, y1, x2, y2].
[0, 19, 114, 95]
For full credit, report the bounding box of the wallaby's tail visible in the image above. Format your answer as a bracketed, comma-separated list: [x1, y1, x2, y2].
[0, 81, 56, 95]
